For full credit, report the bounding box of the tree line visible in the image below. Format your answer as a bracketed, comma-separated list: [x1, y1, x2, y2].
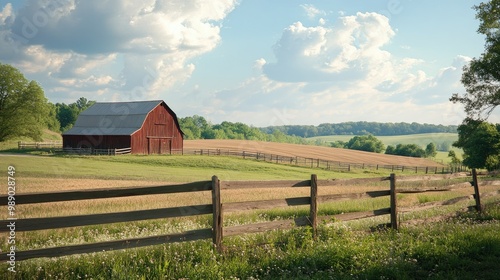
[260, 122, 458, 138]
[179, 115, 308, 144]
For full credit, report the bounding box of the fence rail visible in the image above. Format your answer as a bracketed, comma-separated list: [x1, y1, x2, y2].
[0, 172, 485, 261]
[18, 141, 62, 149]
[62, 147, 132, 155]
[17, 142, 132, 155]
[184, 148, 467, 174]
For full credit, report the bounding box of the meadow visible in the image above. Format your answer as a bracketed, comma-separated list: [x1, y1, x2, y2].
[307, 133, 458, 148]
[0, 152, 499, 279]
[308, 133, 461, 164]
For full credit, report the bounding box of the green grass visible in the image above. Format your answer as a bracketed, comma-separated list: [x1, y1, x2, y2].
[2, 202, 499, 279]
[1, 141, 498, 279]
[0, 154, 390, 183]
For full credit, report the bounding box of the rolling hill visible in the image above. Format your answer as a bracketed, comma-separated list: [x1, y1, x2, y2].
[184, 139, 445, 167]
[308, 133, 458, 149]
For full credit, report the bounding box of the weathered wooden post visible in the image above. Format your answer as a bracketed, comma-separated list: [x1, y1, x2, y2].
[211, 175, 223, 252]
[390, 173, 398, 230]
[472, 169, 482, 213]
[310, 174, 318, 240]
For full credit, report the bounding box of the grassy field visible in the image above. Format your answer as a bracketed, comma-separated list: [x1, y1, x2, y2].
[1, 141, 499, 278]
[308, 133, 462, 164]
[308, 133, 458, 147]
[185, 139, 445, 167]
[0, 154, 389, 185]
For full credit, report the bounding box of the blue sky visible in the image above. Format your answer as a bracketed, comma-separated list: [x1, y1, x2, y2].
[0, 0, 497, 127]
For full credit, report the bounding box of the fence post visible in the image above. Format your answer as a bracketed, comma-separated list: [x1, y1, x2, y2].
[390, 173, 398, 230]
[211, 175, 223, 252]
[472, 169, 482, 213]
[310, 174, 318, 240]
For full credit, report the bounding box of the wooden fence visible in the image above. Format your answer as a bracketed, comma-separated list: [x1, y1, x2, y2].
[18, 141, 62, 149]
[184, 148, 467, 174]
[0, 172, 484, 261]
[62, 147, 132, 155]
[17, 142, 131, 155]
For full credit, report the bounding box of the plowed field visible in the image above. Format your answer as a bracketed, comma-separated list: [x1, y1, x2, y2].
[184, 139, 444, 167]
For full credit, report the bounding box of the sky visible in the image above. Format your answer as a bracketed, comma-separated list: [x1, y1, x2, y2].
[0, 0, 498, 127]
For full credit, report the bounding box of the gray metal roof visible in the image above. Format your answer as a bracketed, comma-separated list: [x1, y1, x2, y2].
[63, 100, 163, 136]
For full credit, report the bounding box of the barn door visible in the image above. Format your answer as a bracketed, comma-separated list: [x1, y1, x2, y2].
[160, 139, 170, 154]
[149, 139, 161, 154]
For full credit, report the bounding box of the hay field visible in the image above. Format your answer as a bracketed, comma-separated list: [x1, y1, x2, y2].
[184, 139, 445, 167]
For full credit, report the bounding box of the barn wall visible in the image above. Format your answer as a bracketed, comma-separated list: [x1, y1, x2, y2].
[131, 103, 183, 154]
[63, 135, 131, 149]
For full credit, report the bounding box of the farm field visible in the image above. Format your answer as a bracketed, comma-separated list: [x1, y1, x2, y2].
[184, 139, 445, 167]
[0, 152, 499, 278]
[307, 132, 458, 148]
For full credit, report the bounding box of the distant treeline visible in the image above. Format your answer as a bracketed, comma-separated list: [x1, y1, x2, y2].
[260, 122, 458, 137]
[179, 115, 309, 144]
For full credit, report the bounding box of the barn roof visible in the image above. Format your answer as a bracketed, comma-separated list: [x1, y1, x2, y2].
[63, 100, 182, 136]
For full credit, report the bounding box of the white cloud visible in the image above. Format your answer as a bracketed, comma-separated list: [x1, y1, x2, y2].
[263, 12, 397, 85]
[200, 11, 470, 127]
[301, 4, 325, 19]
[0, 0, 237, 102]
[0, 3, 13, 25]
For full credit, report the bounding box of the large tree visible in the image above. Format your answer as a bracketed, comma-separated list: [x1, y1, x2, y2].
[345, 135, 385, 153]
[0, 63, 50, 141]
[450, 1, 500, 119]
[453, 118, 500, 170]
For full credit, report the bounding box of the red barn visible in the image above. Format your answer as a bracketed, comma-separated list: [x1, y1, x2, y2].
[62, 100, 184, 154]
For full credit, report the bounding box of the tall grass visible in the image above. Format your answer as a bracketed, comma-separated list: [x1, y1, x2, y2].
[1, 153, 499, 278]
[2, 202, 499, 279]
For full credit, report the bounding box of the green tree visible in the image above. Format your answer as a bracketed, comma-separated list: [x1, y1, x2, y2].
[385, 143, 426, 158]
[0, 63, 50, 141]
[345, 135, 385, 153]
[75, 97, 95, 112]
[179, 116, 203, 139]
[46, 102, 60, 132]
[56, 103, 79, 132]
[450, 1, 500, 119]
[55, 97, 96, 132]
[425, 142, 437, 158]
[385, 145, 395, 154]
[448, 150, 462, 165]
[453, 119, 500, 170]
[330, 140, 347, 148]
[485, 154, 500, 171]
